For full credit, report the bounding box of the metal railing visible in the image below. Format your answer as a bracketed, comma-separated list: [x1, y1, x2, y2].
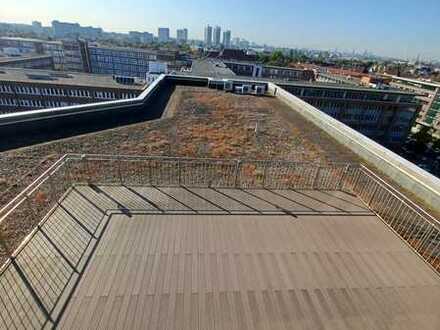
[0, 154, 353, 263]
[0, 154, 439, 328]
[0, 154, 439, 274]
[346, 165, 440, 273]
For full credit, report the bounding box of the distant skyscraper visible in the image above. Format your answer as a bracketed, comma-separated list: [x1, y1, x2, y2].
[213, 26, 221, 47]
[176, 28, 188, 44]
[158, 28, 170, 43]
[204, 25, 212, 47]
[222, 30, 231, 48]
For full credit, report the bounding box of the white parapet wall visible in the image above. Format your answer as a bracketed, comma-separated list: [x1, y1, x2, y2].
[271, 82, 440, 211]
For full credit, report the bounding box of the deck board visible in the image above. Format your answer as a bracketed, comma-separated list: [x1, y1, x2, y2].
[59, 213, 439, 329]
[0, 185, 439, 329]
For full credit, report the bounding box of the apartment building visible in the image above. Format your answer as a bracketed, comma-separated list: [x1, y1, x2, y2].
[0, 68, 144, 114]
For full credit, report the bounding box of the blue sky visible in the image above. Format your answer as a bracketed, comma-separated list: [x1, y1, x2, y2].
[1, 0, 439, 59]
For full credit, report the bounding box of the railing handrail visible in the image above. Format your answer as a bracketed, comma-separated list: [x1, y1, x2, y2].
[0, 154, 69, 224]
[360, 164, 440, 228]
[68, 153, 353, 165]
[0, 154, 356, 225]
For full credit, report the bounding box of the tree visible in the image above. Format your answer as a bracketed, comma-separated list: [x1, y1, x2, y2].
[412, 126, 432, 153]
[269, 51, 285, 66]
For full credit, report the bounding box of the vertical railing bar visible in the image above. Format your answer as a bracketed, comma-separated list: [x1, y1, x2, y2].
[313, 167, 321, 190]
[234, 160, 241, 188]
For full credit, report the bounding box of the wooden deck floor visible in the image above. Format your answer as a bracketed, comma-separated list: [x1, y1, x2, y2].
[1, 186, 439, 329]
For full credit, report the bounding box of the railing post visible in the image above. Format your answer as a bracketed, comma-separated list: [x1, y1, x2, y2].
[117, 157, 123, 185]
[0, 229, 11, 257]
[368, 183, 380, 206]
[262, 162, 269, 189]
[351, 167, 363, 194]
[47, 173, 58, 205]
[178, 159, 181, 186]
[234, 160, 242, 188]
[148, 160, 153, 185]
[313, 167, 321, 190]
[338, 165, 350, 191]
[81, 154, 91, 184]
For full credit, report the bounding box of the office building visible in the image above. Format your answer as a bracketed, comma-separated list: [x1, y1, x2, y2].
[0, 37, 65, 70]
[86, 44, 180, 78]
[204, 25, 213, 47]
[0, 74, 438, 329]
[0, 68, 144, 114]
[389, 76, 440, 134]
[222, 30, 231, 48]
[279, 81, 419, 146]
[158, 28, 170, 43]
[0, 54, 54, 70]
[176, 28, 188, 44]
[213, 25, 221, 47]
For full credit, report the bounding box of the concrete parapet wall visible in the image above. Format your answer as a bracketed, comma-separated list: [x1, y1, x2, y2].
[272, 82, 440, 212]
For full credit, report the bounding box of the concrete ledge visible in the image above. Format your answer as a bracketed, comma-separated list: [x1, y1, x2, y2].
[272, 82, 440, 211]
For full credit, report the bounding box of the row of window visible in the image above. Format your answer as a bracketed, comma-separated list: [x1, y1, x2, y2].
[92, 68, 142, 78]
[0, 98, 74, 108]
[91, 55, 153, 65]
[90, 48, 157, 59]
[0, 84, 134, 100]
[289, 87, 411, 103]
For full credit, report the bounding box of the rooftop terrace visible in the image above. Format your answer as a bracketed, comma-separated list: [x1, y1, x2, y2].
[0, 156, 439, 329]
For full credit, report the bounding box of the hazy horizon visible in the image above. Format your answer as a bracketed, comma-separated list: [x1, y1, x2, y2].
[1, 0, 439, 61]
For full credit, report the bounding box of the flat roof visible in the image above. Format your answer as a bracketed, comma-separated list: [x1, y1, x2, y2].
[0, 67, 145, 90]
[390, 75, 440, 88]
[224, 60, 312, 71]
[0, 36, 62, 45]
[277, 79, 419, 95]
[190, 59, 236, 78]
[1, 185, 438, 328]
[0, 54, 52, 64]
[188, 60, 417, 95]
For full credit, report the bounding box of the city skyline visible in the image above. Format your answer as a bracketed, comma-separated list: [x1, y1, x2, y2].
[1, 0, 439, 60]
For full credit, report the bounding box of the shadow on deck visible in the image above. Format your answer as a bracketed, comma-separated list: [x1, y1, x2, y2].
[0, 185, 410, 329]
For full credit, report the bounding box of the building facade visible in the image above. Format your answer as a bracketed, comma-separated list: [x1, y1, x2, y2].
[0, 37, 65, 70]
[222, 30, 231, 48]
[158, 28, 170, 43]
[176, 29, 188, 44]
[224, 61, 315, 82]
[280, 82, 419, 146]
[88, 45, 157, 78]
[0, 68, 143, 114]
[204, 25, 213, 47]
[213, 26, 221, 47]
[389, 76, 440, 134]
[61, 40, 89, 72]
[0, 55, 54, 70]
[52, 20, 103, 39]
